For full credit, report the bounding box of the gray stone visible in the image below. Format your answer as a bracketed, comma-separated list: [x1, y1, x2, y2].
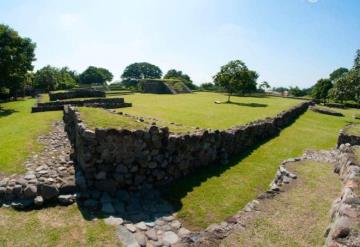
[117, 225, 140, 247]
[170, 220, 181, 229]
[163, 231, 179, 245]
[34, 195, 44, 206]
[145, 229, 158, 241]
[135, 222, 147, 231]
[39, 184, 59, 200]
[178, 227, 191, 237]
[104, 216, 123, 226]
[23, 185, 37, 198]
[134, 232, 146, 246]
[125, 223, 137, 233]
[58, 194, 74, 205]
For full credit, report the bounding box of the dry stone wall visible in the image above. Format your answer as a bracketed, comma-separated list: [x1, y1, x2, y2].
[32, 98, 132, 113]
[337, 125, 360, 147]
[63, 102, 309, 192]
[49, 89, 105, 101]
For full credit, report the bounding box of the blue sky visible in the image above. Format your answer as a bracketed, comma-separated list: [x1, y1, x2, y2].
[1, 0, 359, 87]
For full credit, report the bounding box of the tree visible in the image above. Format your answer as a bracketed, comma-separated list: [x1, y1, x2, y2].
[354, 49, 360, 70]
[213, 60, 258, 102]
[259, 81, 270, 91]
[121, 62, 162, 81]
[0, 24, 36, 99]
[200, 82, 218, 91]
[329, 67, 349, 81]
[34, 66, 77, 91]
[347, 69, 360, 103]
[329, 75, 354, 103]
[311, 79, 333, 103]
[289, 86, 305, 97]
[79, 66, 113, 84]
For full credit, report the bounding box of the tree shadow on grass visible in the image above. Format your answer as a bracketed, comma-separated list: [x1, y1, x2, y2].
[221, 101, 268, 107]
[0, 107, 17, 118]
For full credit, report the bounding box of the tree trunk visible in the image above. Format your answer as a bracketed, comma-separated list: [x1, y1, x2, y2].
[227, 92, 231, 103]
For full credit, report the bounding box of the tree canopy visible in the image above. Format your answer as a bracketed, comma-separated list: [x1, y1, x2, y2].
[213, 60, 258, 102]
[164, 69, 191, 82]
[329, 67, 349, 81]
[0, 24, 36, 98]
[79, 66, 113, 84]
[34, 65, 77, 91]
[121, 62, 162, 81]
[311, 78, 332, 102]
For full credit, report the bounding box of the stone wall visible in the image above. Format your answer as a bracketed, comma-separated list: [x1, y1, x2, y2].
[63, 102, 309, 192]
[141, 80, 192, 94]
[49, 89, 106, 101]
[337, 124, 360, 147]
[32, 98, 132, 113]
[324, 144, 360, 247]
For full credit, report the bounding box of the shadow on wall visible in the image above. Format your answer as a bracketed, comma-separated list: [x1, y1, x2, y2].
[0, 107, 17, 118]
[160, 132, 275, 214]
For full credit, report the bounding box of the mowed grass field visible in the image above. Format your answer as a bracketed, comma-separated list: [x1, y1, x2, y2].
[166, 107, 360, 228]
[116, 92, 304, 129]
[0, 99, 61, 174]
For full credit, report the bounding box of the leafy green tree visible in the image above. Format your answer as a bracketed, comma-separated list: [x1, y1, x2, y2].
[288, 86, 305, 97]
[121, 62, 162, 81]
[272, 87, 288, 93]
[34, 66, 77, 91]
[354, 49, 360, 70]
[79, 66, 113, 84]
[311, 79, 333, 103]
[259, 81, 270, 91]
[329, 75, 354, 103]
[213, 60, 258, 102]
[329, 67, 349, 81]
[347, 69, 360, 103]
[0, 24, 36, 99]
[200, 82, 218, 91]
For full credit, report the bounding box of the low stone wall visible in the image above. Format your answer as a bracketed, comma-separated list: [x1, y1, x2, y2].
[49, 89, 105, 101]
[63, 102, 309, 192]
[324, 144, 360, 247]
[32, 98, 132, 113]
[310, 106, 344, 117]
[337, 124, 360, 147]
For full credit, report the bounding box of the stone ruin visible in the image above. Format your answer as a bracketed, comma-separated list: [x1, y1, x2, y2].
[49, 88, 106, 101]
[141, 80, 192, 94]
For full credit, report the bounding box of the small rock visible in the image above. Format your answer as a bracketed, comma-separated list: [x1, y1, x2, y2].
[117, 225, 140, 247]
[57, 194, 74, 205]
[136, 222, 147, 231]
[125, 224, 137, 233]
[145, 229, 158, 241]
[178, 227, 191, 237]
[163, 231, 179, 245]
[104, 216, 123, 226]
[34, 195, 44, 206]
[24, 185, 37, 198]
[162, 215, 175, 222]
[171, 220, 181, 229]
[134, 232, 147, 246]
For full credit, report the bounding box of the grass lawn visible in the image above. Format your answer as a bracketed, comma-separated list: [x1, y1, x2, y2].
[222, 161, 342, 247]
[165, 107, 359, 229]
[0, 99, 61, 174]
[116, 92, 304, 129]
[0, 205, 119, 246]
[345, 123, 360, 135]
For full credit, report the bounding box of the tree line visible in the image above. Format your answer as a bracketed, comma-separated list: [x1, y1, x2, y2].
[311, 50, 360, 104]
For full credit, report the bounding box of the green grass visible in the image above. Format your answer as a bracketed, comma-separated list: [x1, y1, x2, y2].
[0, 99, 61, 174]
[116, 92, 304, 129]
[0, 205, 119, 246]
[345, 124, 360, 135]
[166, 107, 359, 228]
[222, 161, 342, 247]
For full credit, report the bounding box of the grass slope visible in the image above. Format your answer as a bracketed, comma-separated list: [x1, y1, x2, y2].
[0, 99, 61, 174]
[118, 93, 304, 129]
[222, 161, 342, 247]
[0, 205, 119, 246]
[166, 108, 359, 228]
